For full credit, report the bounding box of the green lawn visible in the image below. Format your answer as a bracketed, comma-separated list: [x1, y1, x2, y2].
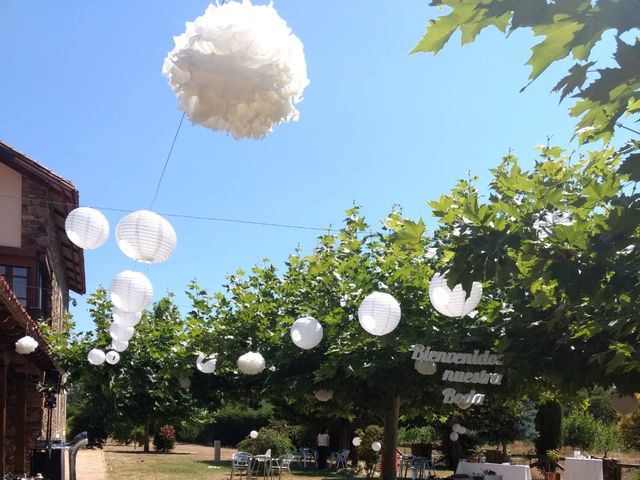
[102, 443, 454, 480]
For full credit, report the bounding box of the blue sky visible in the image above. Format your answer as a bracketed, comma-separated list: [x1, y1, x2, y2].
[0, 1, 590, 331]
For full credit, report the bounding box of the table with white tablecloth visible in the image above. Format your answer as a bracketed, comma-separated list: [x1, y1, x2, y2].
[564, 457, 604, 480]
[456, 461, 532, 480]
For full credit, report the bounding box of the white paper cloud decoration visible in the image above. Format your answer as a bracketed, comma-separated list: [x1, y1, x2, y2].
[358, 292, 401, 336]
[88, 348, 106, 366]
[196, 353, 217, 374]
[15, 336, 38, 355]
[429, 272, 482, 318]
[314, 389, 333, 402]
[109, 270, 153, 313]
[65, 207, 110, 250]
[290, 316, 323, 350]
[116, 210, 177, 264]
[237, 351, 266, 375]
[162, 1, 309, 140]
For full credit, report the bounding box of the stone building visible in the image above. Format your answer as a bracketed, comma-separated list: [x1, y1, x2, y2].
[0, 141, 85, 475]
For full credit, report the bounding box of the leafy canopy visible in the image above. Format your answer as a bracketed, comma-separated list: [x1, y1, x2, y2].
[412, 0, 640, 145]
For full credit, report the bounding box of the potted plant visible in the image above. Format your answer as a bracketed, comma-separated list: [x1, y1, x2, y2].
[544, 449, 561, 480]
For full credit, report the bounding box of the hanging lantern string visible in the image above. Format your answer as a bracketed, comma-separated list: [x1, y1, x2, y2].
[150, 112, 186, 210]
[0, 193, 329, 232]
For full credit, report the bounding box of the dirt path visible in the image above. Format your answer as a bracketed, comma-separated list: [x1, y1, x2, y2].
[75, 447, 108, 480]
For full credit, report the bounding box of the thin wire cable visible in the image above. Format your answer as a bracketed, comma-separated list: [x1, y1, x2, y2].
[0, 193, 329, 232]
[616, 122, 640, 137]
[150, 112, 186, 209]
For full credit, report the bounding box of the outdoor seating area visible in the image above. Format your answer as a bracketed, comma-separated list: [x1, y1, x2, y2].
[2, 1, 640, 480]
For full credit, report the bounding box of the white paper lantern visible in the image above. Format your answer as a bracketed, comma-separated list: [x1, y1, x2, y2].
[358, 292, 401, 336]
[113, 308, 142, 327]
[111, 339, 129, 352]
[415, 360, 437, 375]
[105, 350, 120, 365]
[290, 316, 323, 350]
[371, 441, 382, 452]
[449, 432, 459, 442]
[65, 207, 109, 250]
[314, 389, 333, 402]
[352, 437, 362, 447]
[611, 395, 638, 415]
[162, 1, 309, 140]
[109, 270, 153, 313]
[237, 352, 266, 375]
[116, 210, 177, 264]
[429, 272, 482, 318]
[458, 426, 467, 435]
[196, 353, 217, 374]
[452, 423, 462, 434]
[15, 335, 38, 355]
[88, 349, 106, 365]
[250, 430, 259, 439]
[110, 322, 134, 342]
[179, 377, 192, 389]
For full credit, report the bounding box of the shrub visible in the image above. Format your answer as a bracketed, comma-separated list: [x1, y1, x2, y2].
[153, 425, 176, 452]
[200, 403, 272, 445]
[535, 402, 562, 455]
[562, 412, 600, 449]
[593, 423, 621, 456]
[620, 409, 640, 450]
[355, 425, 383, 479]
[236, 427, 294, 457]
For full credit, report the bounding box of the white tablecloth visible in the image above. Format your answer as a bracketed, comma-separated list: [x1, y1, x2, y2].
[456, 461, 532, 480]
[564, 457, 603, 480]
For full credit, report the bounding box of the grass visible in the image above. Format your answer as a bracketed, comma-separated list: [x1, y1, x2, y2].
[102, 443, 454, 480]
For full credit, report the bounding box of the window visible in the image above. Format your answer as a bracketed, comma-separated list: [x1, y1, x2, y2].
[0, 265, 29, 307]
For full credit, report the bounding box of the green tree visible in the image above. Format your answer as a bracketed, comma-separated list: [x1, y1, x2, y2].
[412, 0, 640, 145]
[46, 289, 202, 452]
[188, 207, 501, 480]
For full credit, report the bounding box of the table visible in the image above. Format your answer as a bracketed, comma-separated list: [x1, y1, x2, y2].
[564, 457, 603, 480]
[456, 461, 532, 480]
[249, 455, 274, 480]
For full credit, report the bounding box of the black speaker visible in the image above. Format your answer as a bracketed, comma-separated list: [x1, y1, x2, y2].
[30, 447, 65, 480]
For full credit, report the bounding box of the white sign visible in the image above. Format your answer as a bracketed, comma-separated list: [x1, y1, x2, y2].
[442, 387, 485, 405]
[442, 369, 502, 385]
[411, 344, 502, 365]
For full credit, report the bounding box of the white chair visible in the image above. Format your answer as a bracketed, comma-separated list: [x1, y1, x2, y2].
[231, 451, 251, 480]
[272, 454, 294, 478]
[335, 449, 350, 469]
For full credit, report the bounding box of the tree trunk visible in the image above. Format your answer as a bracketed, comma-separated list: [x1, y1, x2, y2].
[143, 416, 150, 453]
[381, 395, 400, 480]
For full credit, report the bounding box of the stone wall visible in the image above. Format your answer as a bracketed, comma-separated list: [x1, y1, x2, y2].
[4, 369, 44, 475]
[19, 176, 69, 442]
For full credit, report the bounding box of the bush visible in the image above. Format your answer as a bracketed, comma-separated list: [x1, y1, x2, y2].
[562, 412, 600, 449]
[200, 403, 272, 446]
[620, 409, 640, 450]
[355, 425, 383, 479]
[535, 402, 563, 455]
[153, 425, 176, 452]
[236, 427, 294, 457]
[593, 423, 620, 456]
